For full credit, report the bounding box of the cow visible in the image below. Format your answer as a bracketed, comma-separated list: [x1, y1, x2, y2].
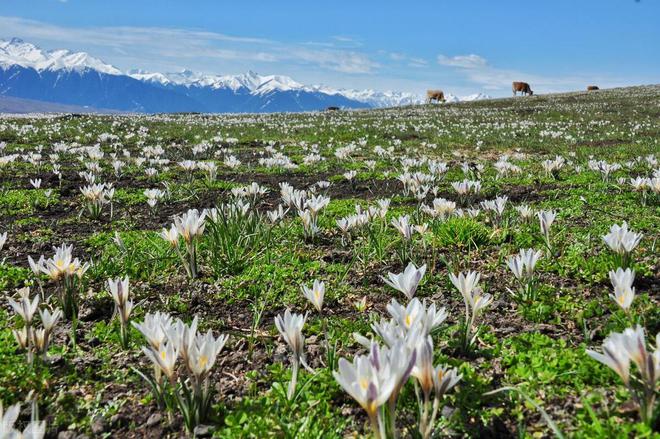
[426, 90, 446, 104]
[512, 81, 533, 96]
[325, 106, 340, 111]
[587, 85, 599, 91]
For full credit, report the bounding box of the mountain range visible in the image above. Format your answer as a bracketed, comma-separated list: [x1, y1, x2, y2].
[0, 38, 491, 113]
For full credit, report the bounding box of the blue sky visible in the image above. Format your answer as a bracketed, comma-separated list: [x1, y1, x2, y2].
[0, 0, 658, 96]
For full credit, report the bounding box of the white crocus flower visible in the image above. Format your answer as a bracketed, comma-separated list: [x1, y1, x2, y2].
[376, 340, 416, 397]
[424, 198, 456, 219]
[507, 248, 543, 282]
[382, 262, 427, 299]
[618, 326, 656, 385]
[433, 364, 462, 397]
[370, 339, 417, 437]
[608, 267, 635, 311]
[133, 311, 173, 350]
[449, 271, 492, 350]
[13, 327, 29, 350]
[167, 316, 199, 365]
[108, 276, 134, 347]
[275, 309, 307, 362]
[275, 309, 308, 399]
[8, 288, 40, 325]
[175, 209, 206, 243]
[515, 204, 534, 221]
[144, 188, 164, 208]
[602, 222, 643, 266]
[27, 255, 45, 276]
[391, 215, 413, 240]
[160, 225, 180, 247]
[449, 271, 481, 303]
[186, 330, 229, 381]
[108, 277, 131, 318]
[0, 402, 47, 439]
[587, 329, 638, 387]
[39, 308, 62, 334]
[301, 280, 325, 312]
[537, 210, 557, 251]
[586, 326, 660, 424]
[412, 336, 436, 396]
[537, 210, 556, 237]
[37, 308, 63, 356]
[415, 223, 429, 236]
[371, 318, 407, 348]
[305, 194, 330, 216]
[267, 205, 287, 224]
[384, 298, 447, 339]
[333, 353, 396, 434]
[143, 340, 179, 382]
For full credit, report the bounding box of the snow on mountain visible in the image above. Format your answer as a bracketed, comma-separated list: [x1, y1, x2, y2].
[0, 38, 122, 75]
[127, 69, 174, 85]
[128, 69, 306, 94]
[461, 92, 492, 102]
[320, 88, 423, 107]
[126, 68, 422, 106]
[254, 74, 305, 94]
[309, 88, 491, 107]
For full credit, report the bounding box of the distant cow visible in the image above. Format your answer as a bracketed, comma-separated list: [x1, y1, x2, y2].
[326, 106, 340, 111]
[512, 82, 533, 96]
[426, 90, 446, 104]
[587, 85, 599, 91]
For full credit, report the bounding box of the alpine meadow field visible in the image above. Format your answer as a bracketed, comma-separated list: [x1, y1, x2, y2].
[0, 86, 659, 438]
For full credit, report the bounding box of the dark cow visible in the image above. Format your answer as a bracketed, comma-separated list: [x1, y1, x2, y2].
[587, 85, 600, 91]
[426, 90, 446, 104]
[325, 106, 340, 111]
[512, 81, 533, 96]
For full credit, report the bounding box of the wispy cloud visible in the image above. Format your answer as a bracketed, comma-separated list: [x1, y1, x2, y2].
[408, 57, 428, 68]
[0, 16, 379, 75]
[437, 52, 616, 92]
[382, 51, 428, 68]
[437, 54, 487, 69]
[289, 48, 378, 74]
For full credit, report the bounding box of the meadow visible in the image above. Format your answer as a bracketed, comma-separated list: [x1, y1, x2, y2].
[0, 85, 658, 438]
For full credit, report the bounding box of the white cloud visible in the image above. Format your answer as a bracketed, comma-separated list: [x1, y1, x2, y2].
[383, 51, 428, 68]
[437, 54, 488, 69]
[0, 16, 378, 74]
[289, 48, 378, 74]
[408, 57, 428, 68]
[436, 52, 611, 93]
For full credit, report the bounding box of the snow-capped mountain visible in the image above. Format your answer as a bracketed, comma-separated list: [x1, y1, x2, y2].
[318, 88, 424, 107]
[0, 38, 491, 113]
[130, 69, 306, 95]
[0, 38, 122, 75]
[128, 68, 425, 107]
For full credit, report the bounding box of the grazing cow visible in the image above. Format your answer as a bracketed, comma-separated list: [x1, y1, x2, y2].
[426, 90, 446, 104]
[326, 106, 340, 111]
[587, 85, 599, 91]
[512, 81, 533, 96]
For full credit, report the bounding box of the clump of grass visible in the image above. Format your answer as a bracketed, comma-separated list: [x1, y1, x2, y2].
[204, 201, 269, 276]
